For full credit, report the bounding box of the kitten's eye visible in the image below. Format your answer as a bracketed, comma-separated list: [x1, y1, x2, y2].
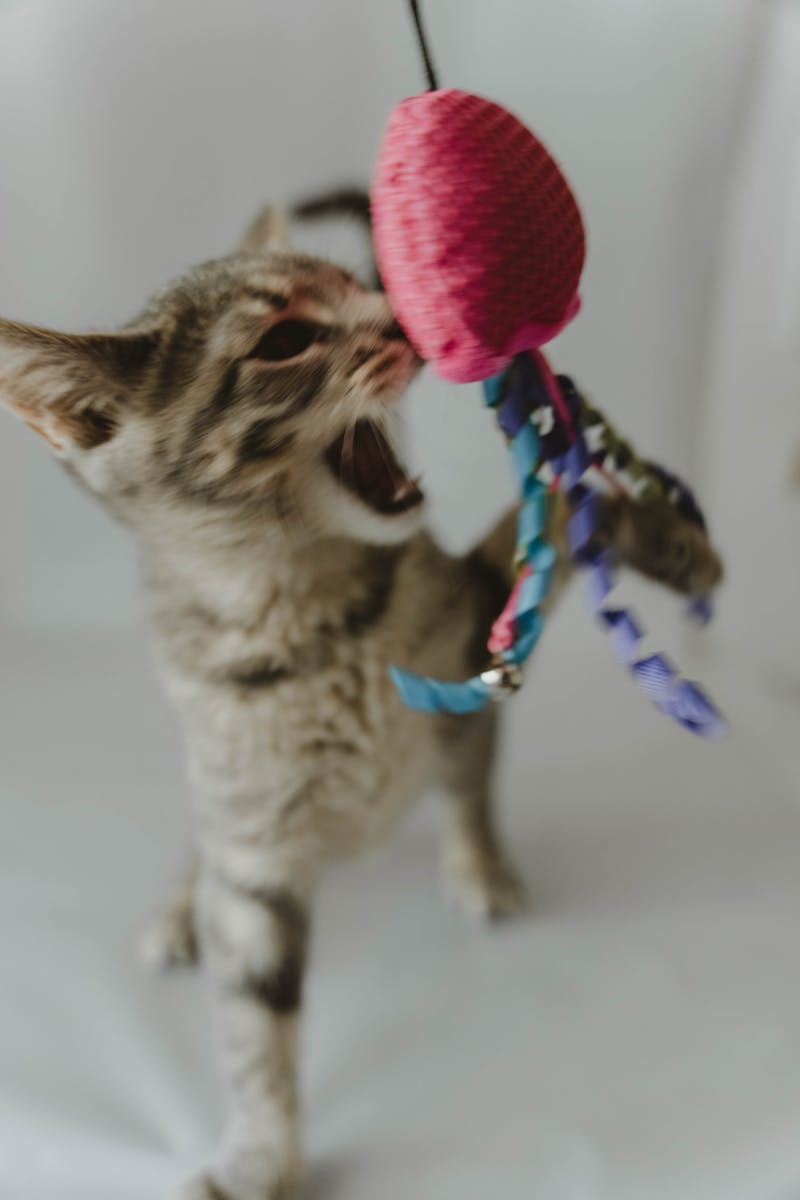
[248, 319, 322, 362]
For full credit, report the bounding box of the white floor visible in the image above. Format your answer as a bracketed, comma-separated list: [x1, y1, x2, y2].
[1, 602, 799, 1200]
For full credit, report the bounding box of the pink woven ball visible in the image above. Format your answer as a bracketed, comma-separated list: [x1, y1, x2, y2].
[372, 89, 586, 383]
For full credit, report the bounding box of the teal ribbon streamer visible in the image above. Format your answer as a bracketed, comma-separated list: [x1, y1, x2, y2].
[390, 364, 554, 712]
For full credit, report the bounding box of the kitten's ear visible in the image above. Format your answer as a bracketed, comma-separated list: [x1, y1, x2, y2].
[0, 319, 161, 454]
[236, 205, 290, 255]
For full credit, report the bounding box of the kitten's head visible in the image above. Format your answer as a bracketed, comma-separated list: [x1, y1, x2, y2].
[0, 207, 424, 546]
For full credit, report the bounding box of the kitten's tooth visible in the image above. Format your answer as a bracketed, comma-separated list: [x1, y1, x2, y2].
[393, 479, 416, 501]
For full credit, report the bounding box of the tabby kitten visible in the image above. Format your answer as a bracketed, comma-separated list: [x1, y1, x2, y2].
[0, 204, 722, 1200]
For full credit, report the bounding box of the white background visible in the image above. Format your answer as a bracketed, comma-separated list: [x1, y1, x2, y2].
[0, 2, 798, 1199]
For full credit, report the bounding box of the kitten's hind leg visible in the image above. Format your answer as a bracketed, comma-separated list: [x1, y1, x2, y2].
[437, 709, 527, 922]
[140, 858, 199, 970]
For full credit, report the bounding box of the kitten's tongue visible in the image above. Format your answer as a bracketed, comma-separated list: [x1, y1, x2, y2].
[326, 421, 423, 515]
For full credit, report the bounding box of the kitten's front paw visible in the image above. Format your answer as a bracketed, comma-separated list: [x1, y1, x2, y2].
[172, 1177, 226, 1200]
[174, 1151, 303, 1200]
[139, 906, 199, 971]
[444, 851, 529, 922]
[173, 1173, 295, 1200]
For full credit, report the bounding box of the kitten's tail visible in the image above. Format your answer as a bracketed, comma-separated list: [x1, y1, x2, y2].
[293, 187, 371, 227]
[292, 187, 381, 288]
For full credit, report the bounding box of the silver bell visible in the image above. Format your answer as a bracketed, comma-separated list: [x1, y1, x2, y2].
[480, 659, 525, 702]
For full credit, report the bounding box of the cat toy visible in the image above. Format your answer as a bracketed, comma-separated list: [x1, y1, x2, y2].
[372, 1, 725, 736]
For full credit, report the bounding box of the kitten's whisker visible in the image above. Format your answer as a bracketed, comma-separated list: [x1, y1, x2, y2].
[342, 415, 359, 488]
[374, 418, 403, 487]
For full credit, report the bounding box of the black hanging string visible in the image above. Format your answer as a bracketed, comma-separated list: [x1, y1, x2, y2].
[408, 0, 440, 90]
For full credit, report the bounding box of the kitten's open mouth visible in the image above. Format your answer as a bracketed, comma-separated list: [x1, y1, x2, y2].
[325, 421, 424, 516]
